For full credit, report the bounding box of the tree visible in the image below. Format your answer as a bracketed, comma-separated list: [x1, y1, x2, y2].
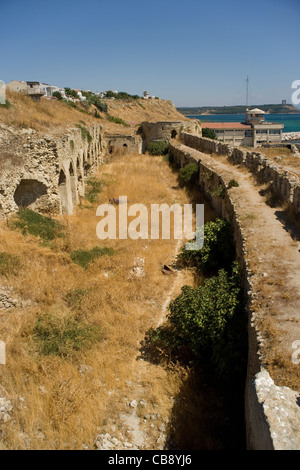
[202, 128, 217, 140]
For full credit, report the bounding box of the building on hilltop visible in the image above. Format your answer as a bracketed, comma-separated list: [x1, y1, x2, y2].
[6, 80, 66, 101]
[6, 80, 28, 93]
[202, 108, 284, 147]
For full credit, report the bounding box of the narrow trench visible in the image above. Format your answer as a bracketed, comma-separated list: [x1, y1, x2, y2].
[169, 195, 246, 450]
[137, 184, 247, 450]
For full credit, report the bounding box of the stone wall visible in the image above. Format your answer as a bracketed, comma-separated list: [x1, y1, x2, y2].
[140, 120, 201, 151]
[105, 134, 143, 155]
[169, 140, 300, 450]
[181, 133, 300, 215]
[0, 124, 104, 217]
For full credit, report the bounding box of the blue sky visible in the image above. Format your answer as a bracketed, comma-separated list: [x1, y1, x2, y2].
[0, 0, 299, 107]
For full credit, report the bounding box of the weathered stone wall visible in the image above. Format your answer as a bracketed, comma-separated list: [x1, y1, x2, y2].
[140, 120, 201, 150]
[181, 133, 300, 215]
[0, 124, 104, 217]
[169, 140, 300, 450]
[105, 134, 143, 155]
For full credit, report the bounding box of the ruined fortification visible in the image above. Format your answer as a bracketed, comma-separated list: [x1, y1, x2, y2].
[0, 107, 299, 449]
[0, 123, 104, 217]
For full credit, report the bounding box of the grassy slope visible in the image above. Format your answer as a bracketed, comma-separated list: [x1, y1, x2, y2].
[0, 90, 188, 136]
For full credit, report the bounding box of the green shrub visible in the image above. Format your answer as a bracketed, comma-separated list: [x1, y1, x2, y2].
[12, 209, 63, 241]
[178, 218, 234, 275]
[76, 124, 92, 143]
[64, 87, 78, 99]
[0, 100, 11, 109]
[66, 100, 77, 108]
[85, 178, 102, 203]
[179, 163, 198, 186]
[33, 312, 102, 358]
[106, 114, 128, 126]
[146, 141, 169, 156]
[168, 262, 246, 377]
[90, 96, 107, 112]
[202, 128, 217, 140]
[0, 252, 20, 276]
[52, 91, 63, 100]
[227, 179, 239, 189]
[208, 184, 225, 198]
[70, 246, 114, 269]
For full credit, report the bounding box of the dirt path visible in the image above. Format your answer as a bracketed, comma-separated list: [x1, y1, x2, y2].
[94, 177, 195, 451]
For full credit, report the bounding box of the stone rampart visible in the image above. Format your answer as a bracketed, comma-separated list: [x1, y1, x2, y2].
[0, 124, 104, 216]
[169, 140, 300, 450]
[181, 133, 300, 215]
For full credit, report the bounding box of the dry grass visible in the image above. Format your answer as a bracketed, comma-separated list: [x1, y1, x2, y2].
[0, 91, 189, 137]
[0, 153, 195, 450]
[259, 146, 292, 159]
[0, 90, 100, 134]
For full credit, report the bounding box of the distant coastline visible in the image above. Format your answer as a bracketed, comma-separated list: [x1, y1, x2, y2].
[177, 104, 300, 115]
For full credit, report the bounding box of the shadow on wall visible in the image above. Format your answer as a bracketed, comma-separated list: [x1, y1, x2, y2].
[14, 179, 48, 207]
[58, 169, 69, 214]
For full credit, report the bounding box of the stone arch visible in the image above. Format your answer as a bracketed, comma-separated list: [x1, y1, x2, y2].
[14, 179, 48, 208]
[58, 169, 69, 214]
[171, 129, 177, 139]
[69, 161, 77, 205]
[84, 161, 91, 176]
[77, 156, 84, 197]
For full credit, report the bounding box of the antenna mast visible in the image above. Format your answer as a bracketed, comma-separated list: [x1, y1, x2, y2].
[246, 75, 249, 108]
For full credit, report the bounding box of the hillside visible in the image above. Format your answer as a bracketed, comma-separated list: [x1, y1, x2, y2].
[0, 90, 188, 137]
[178, 104, 300, 115]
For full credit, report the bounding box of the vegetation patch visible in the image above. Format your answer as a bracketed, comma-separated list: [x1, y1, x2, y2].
[208, 184, 225, 199]
[106, 114, 128, 126]
[202, 128, 217, 140]
[11, 209, 63, 241]
[227, 179, 239, 189]
[70, 246, 114, 269]
[76, 124, 93, 143]
[105, 90, 140, 101]
[33, 312, 102, 358]
[0, 252, 20, 276]
[167, 262, 246, 378]
[146, 141, 169, 156]
[179, 163, 198, 186]
[0, 100, 11, 109]
[85, 178, 102, 203]
[179, 218, 234, 275]
[147, 216, 246, 380]
[65, 288, 88, 311]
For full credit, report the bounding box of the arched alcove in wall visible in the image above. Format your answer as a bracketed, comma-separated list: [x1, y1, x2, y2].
[58, 169, 68, 214]
[69, 161, 77, 205]
[14, 179, 48, 208]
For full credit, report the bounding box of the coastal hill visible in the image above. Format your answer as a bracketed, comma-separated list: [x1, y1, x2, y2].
[0, 89, 189, 137]
[177, 104, 300, 115]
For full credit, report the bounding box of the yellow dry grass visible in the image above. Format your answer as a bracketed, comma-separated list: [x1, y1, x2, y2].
[0, 90, 99, 134]
[0, 153, 194, 450]
[0, 90, 189, 137]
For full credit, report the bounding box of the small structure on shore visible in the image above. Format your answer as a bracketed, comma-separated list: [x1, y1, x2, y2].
[203, 108, 284, 148]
